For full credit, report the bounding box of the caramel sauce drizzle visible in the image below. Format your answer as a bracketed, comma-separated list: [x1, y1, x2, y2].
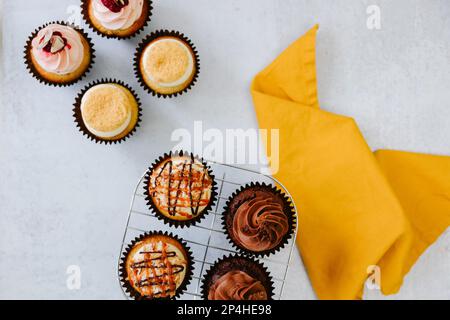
[152, 157, 211, 217]
[130, 243, 185, 298]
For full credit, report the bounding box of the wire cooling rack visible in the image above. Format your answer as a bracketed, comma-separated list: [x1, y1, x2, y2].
[118, 161, 298, 300]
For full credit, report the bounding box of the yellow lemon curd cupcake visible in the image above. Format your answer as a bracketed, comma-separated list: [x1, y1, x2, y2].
[137, 33, 199, 96]
[83, 0, 152, 38]
[79, 83, 139, 141]
[26, 23, 93, 85]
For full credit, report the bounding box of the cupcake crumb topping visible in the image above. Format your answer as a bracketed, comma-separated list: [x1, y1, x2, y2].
[81, 84, 134, 137]
[143, 38, 194, 86]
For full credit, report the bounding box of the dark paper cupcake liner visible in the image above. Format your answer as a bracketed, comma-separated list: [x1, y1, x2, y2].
[24, 21, 95, 87]
[222, 182, 297, 258]
[119, 231, 194, 300]
[143, 151, 218, 228]
[200, 254, 275, 301]
[81, 0, 153, 40]
[73, 78, 142, 144]
[134, 30, 201, 98]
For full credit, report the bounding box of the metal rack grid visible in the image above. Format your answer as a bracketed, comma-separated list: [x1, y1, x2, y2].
[118, 161, 298, 300]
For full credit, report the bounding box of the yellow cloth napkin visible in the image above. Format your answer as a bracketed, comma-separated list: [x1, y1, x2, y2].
[251, 25, 450, 299]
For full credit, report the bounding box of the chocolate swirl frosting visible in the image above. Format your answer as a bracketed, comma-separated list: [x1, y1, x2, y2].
[208, 271, 267, 300]
[231, 190, 289, 252]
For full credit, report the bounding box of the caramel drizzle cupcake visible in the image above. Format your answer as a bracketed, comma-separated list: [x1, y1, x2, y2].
[126, 238, 188, 299]
[149, 155, 213, 221]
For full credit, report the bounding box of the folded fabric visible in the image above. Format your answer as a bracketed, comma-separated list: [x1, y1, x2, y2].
[251, 25, 450, 299]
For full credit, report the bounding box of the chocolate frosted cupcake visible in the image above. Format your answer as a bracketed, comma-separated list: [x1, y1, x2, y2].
[135, 31, 200, 97]
[201, 255, 274, 300]
[82, 0, 152, 39]
[223, 182, 296, 257]
[73, 79, 141, 144]
[144, 151, 217, 228]
[24, 22, 94, 86]
[119, 232, 193, 300]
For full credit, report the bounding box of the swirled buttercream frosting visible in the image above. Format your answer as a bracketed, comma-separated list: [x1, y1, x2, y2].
[208, 270, 268, 300]
[92, 0, 144, 30]
[228, 187, 290, 252]
[31, 24, 85, 75]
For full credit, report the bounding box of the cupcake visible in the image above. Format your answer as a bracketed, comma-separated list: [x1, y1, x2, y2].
[143, 151, 217, 228]
[223, 182, 296, 257]
[201, 255, 274, 300]
[73, 79, 141, 144]
[25, 22, 94, 86]
[135, 31, 200, 97]
[120, 232, 193, 300]
[82, 0, 152, 39]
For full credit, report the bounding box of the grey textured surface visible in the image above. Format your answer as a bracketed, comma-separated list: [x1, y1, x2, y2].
[0, 0, 449, 299]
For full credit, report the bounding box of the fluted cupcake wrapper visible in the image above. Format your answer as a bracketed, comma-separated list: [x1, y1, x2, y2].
[81, 0, 153, 40]
[143, 151, 218, 228]
[134, 30, 201, 98]
[200, 254, 275, 301]
[73, 78, 143, 144]
[119, 231, 194, 300]
[24, 21, 95, 87]
[222, 182, 297, 258]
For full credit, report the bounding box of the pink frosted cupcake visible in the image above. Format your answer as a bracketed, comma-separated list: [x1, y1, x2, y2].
[82, 0, 153, 39]
[24, 22, 94, 86]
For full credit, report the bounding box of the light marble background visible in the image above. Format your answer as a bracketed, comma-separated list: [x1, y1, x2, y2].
[0, 0, 449, 300]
